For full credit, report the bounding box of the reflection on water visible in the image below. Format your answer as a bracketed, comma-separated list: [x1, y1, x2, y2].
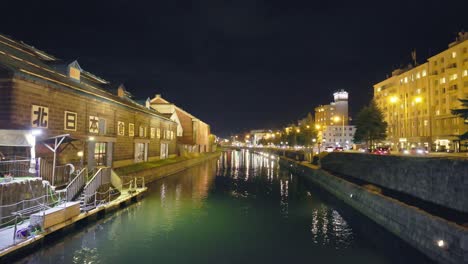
[15, 150, 431, 264]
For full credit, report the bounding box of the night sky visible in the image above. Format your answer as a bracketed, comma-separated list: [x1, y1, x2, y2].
[2, 1, 466, 137]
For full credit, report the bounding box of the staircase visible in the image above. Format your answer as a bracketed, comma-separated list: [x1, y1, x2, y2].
[79, 167, 111, 212]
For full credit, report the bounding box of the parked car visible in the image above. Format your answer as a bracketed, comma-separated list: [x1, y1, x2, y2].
[411, 147, 428, 155]
[333, 147, 344, 152]
[325, 146, 334, 152]
[373, 147, 391, 155]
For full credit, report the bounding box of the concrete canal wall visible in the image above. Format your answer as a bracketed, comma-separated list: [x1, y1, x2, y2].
[320, 152, 468, 213]
[115, 152, 221, 184]
[279, 158, 468, 264]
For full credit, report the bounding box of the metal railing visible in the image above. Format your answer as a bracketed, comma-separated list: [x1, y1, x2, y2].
[83, 167, 111, 205]
[0, 157, 35, 177]
[64, 168, 87, 202]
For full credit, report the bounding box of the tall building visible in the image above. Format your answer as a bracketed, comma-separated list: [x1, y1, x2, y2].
[314, 90, 349, 128]
[373, 32, 468, 151]
[314, 90, 352, 147]
[322, 125, 356, 149]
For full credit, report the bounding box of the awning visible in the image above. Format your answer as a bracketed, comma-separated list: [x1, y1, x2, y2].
[39, 134, 78, 145]
[0, 130, 35, 147]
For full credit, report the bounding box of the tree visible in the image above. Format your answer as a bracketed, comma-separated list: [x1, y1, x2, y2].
[451, 98, 468, 140]
[353, 100, 387, 149]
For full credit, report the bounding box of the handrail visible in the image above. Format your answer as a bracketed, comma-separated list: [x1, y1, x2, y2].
[83, 167, 111, 204]
[64, 168, 87, 201]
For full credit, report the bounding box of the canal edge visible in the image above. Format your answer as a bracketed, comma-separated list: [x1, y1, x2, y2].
[0, 152, 221, 262]
[278, 156, 468, 264]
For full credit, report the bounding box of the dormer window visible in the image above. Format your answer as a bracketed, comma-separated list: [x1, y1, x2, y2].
[69, 66, 80, 81]
[68, 61, 82, 82]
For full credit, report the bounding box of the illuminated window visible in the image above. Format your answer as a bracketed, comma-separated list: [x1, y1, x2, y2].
[139, 126, 146, 137]
[157, 128, 161, 138]
[404, 77, 408, 83]
[449, 74, 457, 81]
[422, 70, 427, 77]
[452, 52, 456, 58]
[417, 88, 421, 94]
[94, 142, 107, 166]
[129, 123, 134, 137]
[440, 77, 446, 84]
[463, 70, 467, 77]
[69, 67, 80, 81]
[416, 72, 420, 79]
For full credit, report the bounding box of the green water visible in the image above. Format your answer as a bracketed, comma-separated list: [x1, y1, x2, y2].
[15, 150, 431, 263]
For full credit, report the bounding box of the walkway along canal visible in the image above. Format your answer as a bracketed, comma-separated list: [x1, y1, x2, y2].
[12, 150, 432, 263]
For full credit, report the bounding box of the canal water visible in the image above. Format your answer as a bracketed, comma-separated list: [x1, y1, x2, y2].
[15, 150, 432, 264]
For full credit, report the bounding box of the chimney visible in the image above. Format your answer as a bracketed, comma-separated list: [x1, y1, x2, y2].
[117, 84, 126, 98]
[145, 97, 151, 109]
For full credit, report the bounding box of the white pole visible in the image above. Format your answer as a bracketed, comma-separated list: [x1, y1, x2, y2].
[52, 138, 57, 186]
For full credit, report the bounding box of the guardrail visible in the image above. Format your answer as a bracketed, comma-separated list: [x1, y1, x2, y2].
[83, 167, 111, 205]
[64, 168, 87, 202]
[0, 157, 34, 177]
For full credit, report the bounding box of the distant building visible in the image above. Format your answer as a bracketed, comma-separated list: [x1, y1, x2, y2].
[373, 32, 468, 151]
[314, 90, 349, 128]
[150, 95, 211, 153]
[322, 125, 356, 149]
[250, 129, 272, 145]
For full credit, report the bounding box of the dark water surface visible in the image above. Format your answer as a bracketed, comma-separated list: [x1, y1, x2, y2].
[15, 150, 432, 264]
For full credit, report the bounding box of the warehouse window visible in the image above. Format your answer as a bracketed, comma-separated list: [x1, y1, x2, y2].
[94, 142, 107, 166]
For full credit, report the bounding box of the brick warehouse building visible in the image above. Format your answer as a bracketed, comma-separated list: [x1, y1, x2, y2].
[0, 33, 177, 173]
[149, 94, 211, 154]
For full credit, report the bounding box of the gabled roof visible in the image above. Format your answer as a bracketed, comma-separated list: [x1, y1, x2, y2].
[150, 94, 205, 123]
[0, 33, 174, 124]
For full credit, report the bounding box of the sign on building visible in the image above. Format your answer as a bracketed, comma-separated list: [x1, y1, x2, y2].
[89, 116, 99, 133]
[64, 111, 77, 131]
[129, 123, 135, 137]
[118, 121, 125, 136]
[31, 105, 49, 128]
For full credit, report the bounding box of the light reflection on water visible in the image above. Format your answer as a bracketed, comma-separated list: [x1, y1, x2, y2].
[14, 150, 431, 264]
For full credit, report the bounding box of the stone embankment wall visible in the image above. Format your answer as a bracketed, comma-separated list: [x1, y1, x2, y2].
[279, 158, 468, 264]
[0, 179, 50, 225]
[321, 152, 468, 213]
[116, 152, 221, 184]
